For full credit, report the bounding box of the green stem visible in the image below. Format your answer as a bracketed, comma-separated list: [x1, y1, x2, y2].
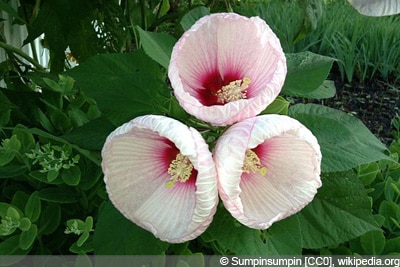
[0, 41, 46, 72]
[140, 0, 147, 30]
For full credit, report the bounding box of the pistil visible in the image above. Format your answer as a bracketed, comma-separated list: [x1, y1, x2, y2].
[166, 153, 194, 188]
[242, 149, 267, 176]
[216, 77, 251, 104]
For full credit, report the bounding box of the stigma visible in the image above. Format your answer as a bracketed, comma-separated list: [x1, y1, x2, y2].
[242, 149, 267, 176]
[216, 77, 251, 104]
[166, 153, 194, 188]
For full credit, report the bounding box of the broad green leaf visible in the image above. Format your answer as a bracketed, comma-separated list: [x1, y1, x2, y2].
[61, 117, 116, 151]
[299, 80, 336, 99]
[261, 96, 289, 115]
[24, 192, 41, 223]
[289, 103, 390, 172]
[39, 203, 61, 235]
[0, 235, 28, 256]
[282, 52, 335, 97]
[136, 27, 176, 69]
[0, 165, 28, 179]
[360, 230, 385, 255]
[383, 237, 400, 254]
[204, 205, 301, 255]
[298, 172, 380, 249]
[37, 188, 80, 203]
[67, 51, 170, 126]
[94, 201, 169, 255]
[19, 224, 37, 250]
[180, 6, 210, 31]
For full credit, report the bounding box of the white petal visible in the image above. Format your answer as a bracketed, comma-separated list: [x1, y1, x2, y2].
[347, 0, 400, 16]
[169, 13, 286, 126]
[214, 115, 321, 229]
[102, 115, 218, 242]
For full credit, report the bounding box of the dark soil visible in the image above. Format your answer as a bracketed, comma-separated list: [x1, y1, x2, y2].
[307, 71, 400, 146]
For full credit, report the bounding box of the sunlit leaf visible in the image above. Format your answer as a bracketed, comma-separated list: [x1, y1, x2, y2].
[298, 172, 380, 249]
[136, 27, 176, 69]
[282, 52, 335, 97]
[289, 103, 390, 172]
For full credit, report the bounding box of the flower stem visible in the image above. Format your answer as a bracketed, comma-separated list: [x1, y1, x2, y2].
[0, 41, 46, 72]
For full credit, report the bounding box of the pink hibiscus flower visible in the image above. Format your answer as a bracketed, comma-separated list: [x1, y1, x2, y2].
[101, 115, 218, 243]
[168, 13, 287, 126]
[213, 114, 322, 229]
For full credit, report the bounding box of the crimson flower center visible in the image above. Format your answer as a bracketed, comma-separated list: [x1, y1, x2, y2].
[242, 149, 267, 176]
[166, 153, 194, 188]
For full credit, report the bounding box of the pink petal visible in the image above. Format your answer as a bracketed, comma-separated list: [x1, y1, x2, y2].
[213, 115, 322, 229]
[102, 115, 218, 243]
[169, 13, 286, 126]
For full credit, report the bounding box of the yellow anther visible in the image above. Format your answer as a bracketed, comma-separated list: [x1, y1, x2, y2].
[242, 149, 267, 176]
[216, 77, 251, 104]
[166, 153, 193, 188]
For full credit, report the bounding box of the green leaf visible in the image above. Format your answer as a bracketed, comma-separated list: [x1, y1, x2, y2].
[204, 205, 301, 255]
[0, 165, 28, 179]
[293, 0, 323, 43]
[12, 125, 35, 153]
[297, 171, 380, 249]
[383, 237, 400, 254]
[360, 230, 385, 255]
[378, 200, 400, 231]
[0, 235, 28, 256]
[289, 104, 390, 172]
[357, 162, 380, 186]
[0, 0, 25, 23]
[282, 52, 336, 97]
[180, 6, 210, 31]
[299, 80, 336, 99]
[77, 231, 90, 247]
[0, 135, 21, 166]
[19, 224, 37, 250]
[67, 51, 170, 126]
[94, 202, 169, 255]
[61, 166, 81, 186]
[136, 27, 176, 69]
[24, 192, 41, 223]
[37, 187, 80, 203]
[18, 218, 31, 231]
[261, 96, 289, 115]
[61, 117, 116, 151]
[39, 203, 61, 235]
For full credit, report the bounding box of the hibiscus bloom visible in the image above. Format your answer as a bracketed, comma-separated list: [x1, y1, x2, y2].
[168, 13, 287, 126]
[213, 115, 322, 229]
[101, 115, 218, 243]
